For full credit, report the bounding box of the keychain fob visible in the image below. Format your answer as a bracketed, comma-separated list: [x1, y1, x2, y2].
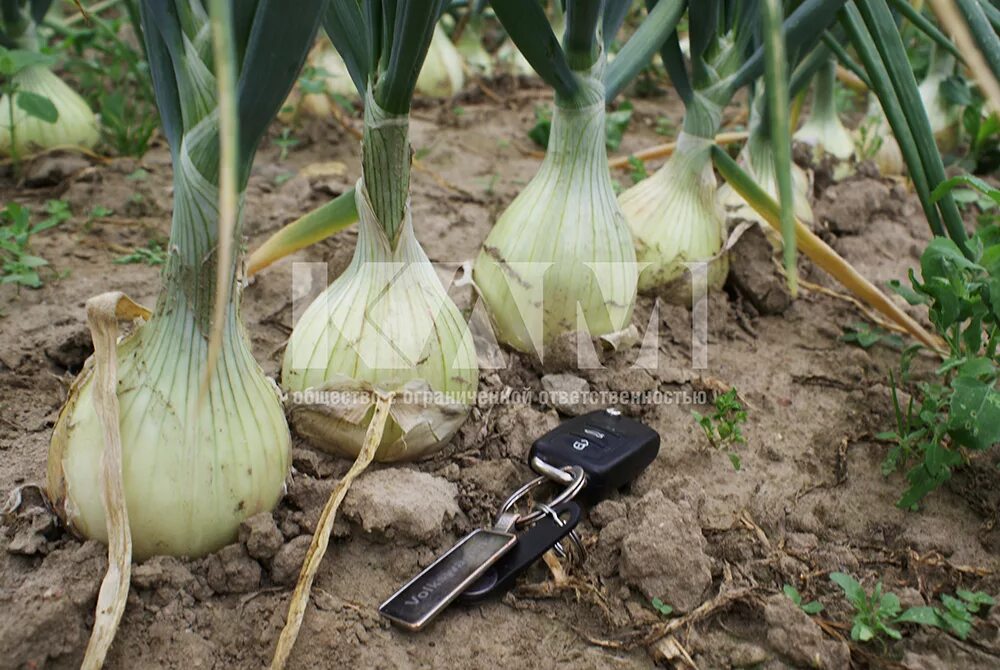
[529, 408, 660, 502]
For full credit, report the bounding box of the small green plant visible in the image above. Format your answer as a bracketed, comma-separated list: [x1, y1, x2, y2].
[528, 100, 634, 151]
[783, 584, 824, 615]
[528, 105, 552, 147]
[56, 11, 159, 156]
[897, 590, 995, 640]
[830, 572, 904, 642]
[114, 240, 167, 266]
[880, 217, 1000, 508]
[692, 388, 748, 470]
[0, 201, 68, 288]
[627, 155, 648, 184]
[651, 597, 674, 617]
[841, 322, 903, 350]
[855, 116, 885, 162]
[832, 573, 995, 644]
[654, 115, 675, 137]
[274, 127, 300, 161]
[604, 100, 633, 151]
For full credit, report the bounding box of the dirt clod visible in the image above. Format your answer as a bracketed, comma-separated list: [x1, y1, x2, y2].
[0, 540, 105, 669]
[727, 224, 791, 315]
[619, 490, 712, 612]
[205, 544, 262, 594]
[343, 468, 461, 542]
[816, 178, 893, 235]
[270, 535, 311, 586]
[23, 154, 91, 187]
[764, 593, 851, 669]
[240, 512, 284, 561]
[540, 373, 591, 415]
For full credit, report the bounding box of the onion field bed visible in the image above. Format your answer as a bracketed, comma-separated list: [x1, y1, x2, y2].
[2, 84, 998, 669]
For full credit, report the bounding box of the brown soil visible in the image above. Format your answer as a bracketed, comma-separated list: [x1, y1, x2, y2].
[2, 81, 999, 670]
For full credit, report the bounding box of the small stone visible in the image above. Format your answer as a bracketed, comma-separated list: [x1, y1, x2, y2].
[540, 374, 591, 415]
[764, 593, 851, 669]
[619, 490, 711, 612]
[239, 513, 284, 561]
[897, 587, 926, 610]
[205, 544, 262, 594]
[271, 536, 311, 586]
[342, 468, 461, 542]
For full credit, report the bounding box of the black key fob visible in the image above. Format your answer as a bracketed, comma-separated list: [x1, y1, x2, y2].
[529, 408, 660, 502]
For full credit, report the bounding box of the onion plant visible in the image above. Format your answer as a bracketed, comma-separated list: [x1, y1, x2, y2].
[273, 4, 480, 664]
[621, 0, 843, 297]
[795, 55, 856, 161]
[0, 0, 99, 157]
[46, 0, 323, 665]
[472, 0, 683, 358]
[282, 1, 478, 463]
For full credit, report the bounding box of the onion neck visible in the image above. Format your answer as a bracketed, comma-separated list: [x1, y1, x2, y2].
[154, 130, 242, 340]
[362, 89, 410, 247]
[812, 58, 839, 123]
[545, 60, 610, 178]
[681, 92, 724, 140]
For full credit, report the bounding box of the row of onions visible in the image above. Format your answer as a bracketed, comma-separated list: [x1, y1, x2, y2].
[42, 0, 1000, 667]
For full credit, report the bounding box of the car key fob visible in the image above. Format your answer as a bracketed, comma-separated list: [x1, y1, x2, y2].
[529, 408, 659, 502]
[459, 501, 582, 602]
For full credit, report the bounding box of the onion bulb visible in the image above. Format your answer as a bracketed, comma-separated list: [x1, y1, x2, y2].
[621, 132, 729, 299]
[473, 67, 637, 356]
[0, 65, 99, 155]
[717, 127, 815, 231]
[856, 98, 905, 177]
[48, 155, 290, 560]
[794, 58, 855, 161]
[919, 49, 960, 152]
[283, 179, 478, 461]
[415, 24, 465, 98]
[450, 16, 493, 78]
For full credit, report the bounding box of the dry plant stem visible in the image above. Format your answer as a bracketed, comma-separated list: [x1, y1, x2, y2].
[608, 131, 749, 169]
[269, 393, 393, 670]
[836, 65, 868, 93]
[202, 0, 240, 401]
[773, 258, 911, 336]
[928, 0, 1000, 112]
[81, 292, 151, 670]
[778, 219, 944, 352]
[638, 586, 758, 647]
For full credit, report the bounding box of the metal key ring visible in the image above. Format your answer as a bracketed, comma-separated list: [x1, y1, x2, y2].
[534, 502, 587, 562]
[495, 465, 586, 528]
[530, 456, 576, 485]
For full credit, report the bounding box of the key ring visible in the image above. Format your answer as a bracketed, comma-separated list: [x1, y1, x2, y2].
[534, 502, 587, 563]
[530, 456, 576, 486]
[495, 465, 585, 528]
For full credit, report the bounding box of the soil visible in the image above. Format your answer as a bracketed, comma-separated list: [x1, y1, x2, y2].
[2, 78, 1000, 670]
